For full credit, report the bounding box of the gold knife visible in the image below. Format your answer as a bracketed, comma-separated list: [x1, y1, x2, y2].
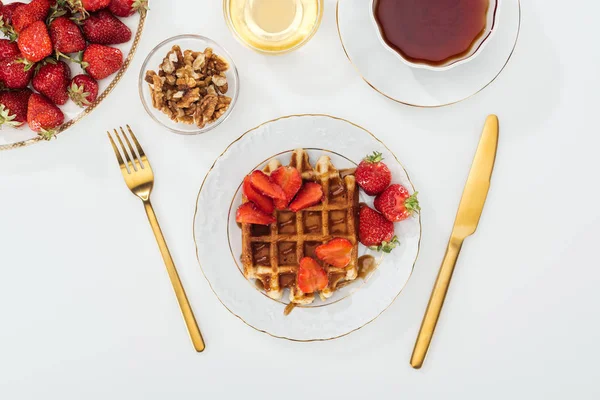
[410, 115, 499, 369]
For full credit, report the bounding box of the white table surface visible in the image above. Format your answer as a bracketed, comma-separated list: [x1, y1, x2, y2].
[1, 1, 599, 398]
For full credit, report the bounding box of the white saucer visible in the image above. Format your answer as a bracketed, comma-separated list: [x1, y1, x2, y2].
[337, 0, 521, 107]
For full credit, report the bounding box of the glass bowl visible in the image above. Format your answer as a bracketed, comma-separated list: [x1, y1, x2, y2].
[223, 0, 324, 55]
[138, 35, 240, 135]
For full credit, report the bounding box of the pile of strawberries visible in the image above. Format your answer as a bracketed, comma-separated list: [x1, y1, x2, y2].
[355, 151, 420, 253]
[236, 166, 324, 225]
[0, 0, 147, 139]
[236, 165, 345, 294]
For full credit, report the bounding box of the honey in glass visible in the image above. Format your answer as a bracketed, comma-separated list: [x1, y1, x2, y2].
[225, 0, 323, 54]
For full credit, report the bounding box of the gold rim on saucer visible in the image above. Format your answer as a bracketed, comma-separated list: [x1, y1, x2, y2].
[193, 114, 422, 342]
[0, 12, 148, 151]
[336, 0, 522, 108]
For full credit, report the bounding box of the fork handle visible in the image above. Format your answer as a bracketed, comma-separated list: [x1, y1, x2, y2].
[143, 200, 206, 352]
[410, 237, 464, 369]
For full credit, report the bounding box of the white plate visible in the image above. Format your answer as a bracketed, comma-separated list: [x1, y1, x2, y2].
[194, 114, 421, 341]
[0, 4, 146, 150]
[337, 0, 521, 107]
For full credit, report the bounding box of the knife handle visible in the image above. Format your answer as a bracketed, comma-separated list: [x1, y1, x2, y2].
[410, 236, 464, 369]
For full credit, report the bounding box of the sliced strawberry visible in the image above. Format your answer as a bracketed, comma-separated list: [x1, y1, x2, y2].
[236, 202, 275, 226]
[270, 166, 302, 209]
[249, 170, 286, 200]
[243, 175, 274, 214]
[289, 182, 324, 212]
[315, 238, 353, 268]
[274, 198, 288, 210]
[297, 257, 328, 294]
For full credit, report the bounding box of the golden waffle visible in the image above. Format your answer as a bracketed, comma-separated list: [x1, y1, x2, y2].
[240, 149, 359, 305]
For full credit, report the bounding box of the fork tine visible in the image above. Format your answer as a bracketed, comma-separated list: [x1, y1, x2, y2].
[107, 131, 128, 172]
[120, 126, 140, 171]
[114, 129, 135, 174]
[127, 125, 146, 158]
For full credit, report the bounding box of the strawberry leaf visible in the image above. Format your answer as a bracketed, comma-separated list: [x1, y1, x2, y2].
[68, 82, 91, 107]
[0, 16, 18, 42]
[405, 192, 421, 214]
[369, 236, 400, 254]
[39, 129, 58, 141]
[133, 0, 150, 16]
[0, 105, 21, 128]
[364, 151, 384, 163]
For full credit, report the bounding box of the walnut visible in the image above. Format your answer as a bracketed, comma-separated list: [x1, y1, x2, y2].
[192, 53, 206, 70]
[164, 74, 176, 86]
[145, 70, 157, 85]
[179, 115, 195, 125]
[218, 96, 231, 106]
[204, 47, 213, 62]
[177, 88, 201, 109]
[212, 55, 229, 72]
[146, 45, 232, 127]
[212, 107, 227, 121]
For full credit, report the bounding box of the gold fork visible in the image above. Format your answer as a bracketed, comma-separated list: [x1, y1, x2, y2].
[107, 125, 205, 352]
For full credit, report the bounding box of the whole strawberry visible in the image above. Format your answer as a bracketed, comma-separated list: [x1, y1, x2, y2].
[0, 2, 25, 40]
[108, 0, 148, 17]
[0, 38, 19, 60]
[27, 93, 65, 138]
[12, 0, 51, 33]
[68, 74, 98, 106]
[355, 151, 392, 196]
[82, 10, 132, 45]
[358, 205, 399, 252]
[82, 44, 123, 80]
[17, 20, 53, 62]
[0, 88, 32, 127]
[33, 61, 72, 105]
[0, 2, 25, 25]
[374, 184, 420, 222]
[0, 54, 34, 89]
[49, 16, 86, 54]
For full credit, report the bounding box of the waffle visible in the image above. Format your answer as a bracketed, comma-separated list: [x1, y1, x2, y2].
[240, 149, 359, 305]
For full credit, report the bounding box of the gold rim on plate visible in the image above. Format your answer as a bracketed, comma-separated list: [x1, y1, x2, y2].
[0, 11, 148, 151]
[336, 0, 522, 108]
[193, 114, 422, 342]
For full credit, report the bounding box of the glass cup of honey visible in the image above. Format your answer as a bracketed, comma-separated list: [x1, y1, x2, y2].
[224, 0, 324, 54]
[371, 0, 500, 71]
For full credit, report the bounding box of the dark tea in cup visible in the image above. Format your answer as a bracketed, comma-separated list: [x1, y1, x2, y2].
[373, 0, 496, 67]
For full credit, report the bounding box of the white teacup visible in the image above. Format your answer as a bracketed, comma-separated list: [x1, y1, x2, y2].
[370, 0, 501, 71]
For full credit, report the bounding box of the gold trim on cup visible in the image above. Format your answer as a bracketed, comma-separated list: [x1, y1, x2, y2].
[193, 114, 423, 342]
[336, 0, 522, 108]
[0, 11, 148, 151]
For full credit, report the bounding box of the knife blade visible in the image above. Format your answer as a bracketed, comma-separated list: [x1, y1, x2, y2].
[453, 115, 499, 239]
